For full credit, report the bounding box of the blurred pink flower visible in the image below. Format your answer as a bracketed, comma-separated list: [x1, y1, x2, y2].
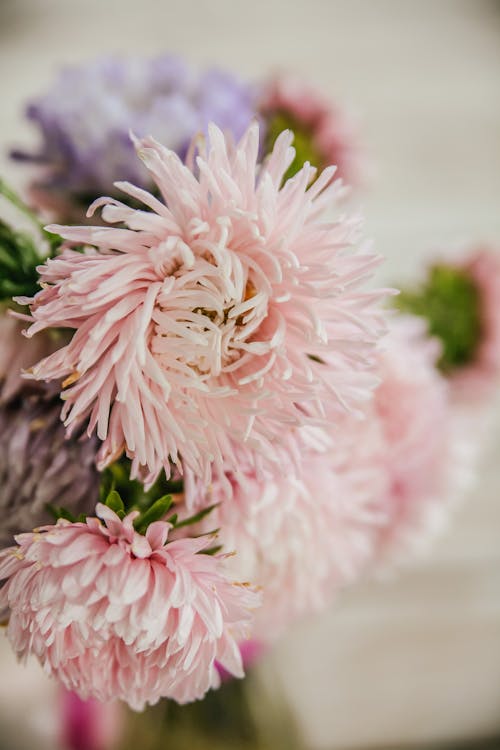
[21, 122, 387, 485]
[185, 429, 386, 639]
[372, 315, 468, 563]
[261, 76, 365, 186]
[60, 689, 123, 750]
[452, 248, 500, 401]
[216, 638, 265, 682]
[0, 504, 260, 710]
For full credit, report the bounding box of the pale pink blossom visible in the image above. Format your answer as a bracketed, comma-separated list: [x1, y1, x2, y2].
[21, 122, 387, 485]
[0, 504, 260, 710]
[186, 430, 387, 639]
[372, 315, 469, 564]
[451, 248, 500, 401]
[261, 76, 365, 186]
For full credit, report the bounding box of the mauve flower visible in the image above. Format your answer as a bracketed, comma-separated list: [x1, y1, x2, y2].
[260, 76, 364, 185]
[12, 56, 257, 212]
[0, 391, 99, 549]
[60, 689, 123, 750]
[21, 123, 387, 485]
[0, 315, 57, 403]
[0, 504, 260, 710]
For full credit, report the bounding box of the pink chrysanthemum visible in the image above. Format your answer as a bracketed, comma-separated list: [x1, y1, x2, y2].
[0, 504, 259, 710]
[185, 430, 387, 639]
[372, 316, 471, 564]
[452, 248, 500, 400]
[260, 76, 365, 185]
[21, 122, 387, 484]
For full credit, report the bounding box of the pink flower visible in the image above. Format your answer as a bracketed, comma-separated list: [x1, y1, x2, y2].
[216, 638, 265, 682]
[261, 76, 365, 186]
[60, 689, 123, 750]
[372, 316, 468, 563]
[452, 248, 500, 401]
[185, 431, 386, 639]
[0, 504, 260, 710]
[21, 122, 387, 485]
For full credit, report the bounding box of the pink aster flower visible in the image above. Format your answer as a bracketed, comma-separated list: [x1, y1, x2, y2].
[21, 122, 387, 484]
[185, 430, 387, 639]
[451, 247, 500, 401]
[372, 315, 471, 564]
[260, 76, 365, 185]
[0, 504, 260, 710]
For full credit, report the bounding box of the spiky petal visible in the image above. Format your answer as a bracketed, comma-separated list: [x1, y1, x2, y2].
[0, 504, 260, 710]
[22, 123, 388, 485]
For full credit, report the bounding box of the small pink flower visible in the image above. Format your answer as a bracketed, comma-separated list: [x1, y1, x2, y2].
[261, 76, 365, 186]
[0, 504, 259, 710]
[21, 122, 387, 485]
[452, 248, 500, 401]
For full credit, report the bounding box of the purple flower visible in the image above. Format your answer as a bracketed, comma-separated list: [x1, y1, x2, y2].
[0, 390, 99, 549]
[12, 55, 259, 207]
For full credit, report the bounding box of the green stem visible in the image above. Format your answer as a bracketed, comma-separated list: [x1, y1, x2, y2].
[0, 178, 43, 231]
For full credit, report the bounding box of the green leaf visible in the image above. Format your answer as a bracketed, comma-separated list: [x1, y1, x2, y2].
[200, 545, 223, 556]
[394, 264, 482, 373]
[134, 495, 173, 535]
[99, 456, 184, 513]
[0, 178, 43, 230]
[45, 504, 76, 523]
[264, 111, 323, 183]
[173, 503, 219, 530]
[104, 489, 125, 518]
[0, 219, 42, 303]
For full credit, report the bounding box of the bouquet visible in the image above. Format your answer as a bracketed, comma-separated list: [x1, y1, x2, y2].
[0, 55, 498, 749]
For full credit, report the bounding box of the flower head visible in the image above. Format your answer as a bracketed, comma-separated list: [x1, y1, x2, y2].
[371, 315, 470, 563]
[0, 391, 99, 549]
[185, 430, 386, 639]
[261, 76, 364, 184]
[394, 247, 500, 401]
[12, 56, 257, 213]
[22, 123, 387, 485]
[0, 504, 259, 710]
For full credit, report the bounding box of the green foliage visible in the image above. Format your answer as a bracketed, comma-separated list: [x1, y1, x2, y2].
[100, 456, 182, 512]
[0, 177, 63, 307]
[133, 495, 174, 535]
[0, 220, 41, 301]
[46, 504, 86, 523]
[394, 264, 483, 373]
[264, 111, 323, 182]
[96, 456, 218, 542]
[174, 502, 219, 529]
[103, 489, 125, 518]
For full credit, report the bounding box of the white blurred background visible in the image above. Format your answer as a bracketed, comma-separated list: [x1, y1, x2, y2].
[0, 1, 499, 748]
